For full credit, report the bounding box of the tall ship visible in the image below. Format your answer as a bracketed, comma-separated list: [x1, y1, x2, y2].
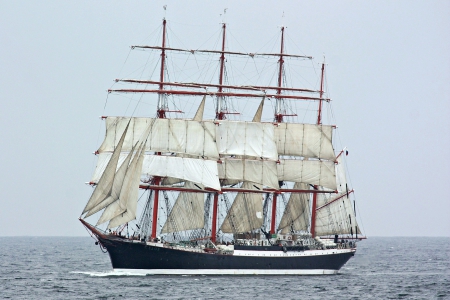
[80, 15, 364, 275]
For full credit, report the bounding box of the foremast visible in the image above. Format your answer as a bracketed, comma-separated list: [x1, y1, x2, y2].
[211, 22, 227, 243]
[270, 25, 292, 235]
[151, 18, 167, 240]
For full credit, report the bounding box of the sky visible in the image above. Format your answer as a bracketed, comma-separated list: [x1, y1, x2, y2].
[0, 1, 449, 237]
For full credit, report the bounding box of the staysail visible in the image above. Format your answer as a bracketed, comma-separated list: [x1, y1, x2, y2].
[82, 122, 129, 215]
[220, 182, 264, 233]
[97, 143, 144, 228]
[84, 143, 137, 218]
[278, 182, 311, 234]
[103, 141, 146, 229]
[161, 182, 205, 234]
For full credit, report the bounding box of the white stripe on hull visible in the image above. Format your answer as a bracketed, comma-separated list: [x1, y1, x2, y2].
[113, 268, 339, 275]
[232, 248, 355, 257]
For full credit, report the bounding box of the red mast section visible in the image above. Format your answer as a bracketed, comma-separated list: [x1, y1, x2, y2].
[310, 61, 326, 238]
[151, 18, 167, 240]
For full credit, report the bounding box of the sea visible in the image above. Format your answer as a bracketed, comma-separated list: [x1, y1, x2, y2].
[0, 237, 448, 299]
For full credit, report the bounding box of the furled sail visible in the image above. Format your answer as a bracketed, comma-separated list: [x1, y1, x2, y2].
[161, 182, 205, 234]
[97, 117, 218, 159]
[82, 122, 129, 214]
[218, 158, 278, 189]
[314, 155, 360, 236]
[277, 159, 336, 190]
[278, 182, 310, 234]
[216, 121, 278, 160]
[220, 182, 264, 233]
[274, 123, 335, 161]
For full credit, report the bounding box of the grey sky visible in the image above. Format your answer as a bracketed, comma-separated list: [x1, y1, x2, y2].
[0, 1, 449, 236]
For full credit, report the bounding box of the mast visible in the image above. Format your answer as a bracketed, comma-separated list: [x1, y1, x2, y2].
[211, 22, 228, 243]
[269, 26, 285, 235]
[157, 18, 167, 118]
[310, 60, 325, 238]
[216, 23, 227, 120]
[275, 26, 285, 123]
[151, 18, 167, 240]
[317, 60, 325, 125]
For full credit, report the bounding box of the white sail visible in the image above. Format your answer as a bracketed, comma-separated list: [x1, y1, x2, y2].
[82, 123, 129, 214]
[96, 142, 145, 226]
[218, 158, 278, 189]
[216, 121, 278, 160]
[97, 117, 218, 159]
[105, 142, 144, 229]
[220, 182, 264, 233]
[274, 123, 335, 161]
[91, 153, 219, 190]
[161, 182, 205, 234]
[316, 155, 349, 208]
[161, 177, 185, 186]
[142, 155, 221, 190]
[278, 183, 310, 234]
[315, 192, 360, 236]
[252, 97, 265, 122]
[193, 96, 206, 121]
[335, 155, 348, 193]
[315, 155, 360, 236]
[84, 143, 136, 218]
[277, 159, 336, 190]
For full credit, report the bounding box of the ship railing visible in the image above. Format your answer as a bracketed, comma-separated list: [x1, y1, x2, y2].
[162, 242, 205, 253]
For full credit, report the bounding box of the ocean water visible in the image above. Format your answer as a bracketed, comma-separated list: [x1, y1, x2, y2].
[0, 237, 448, 299]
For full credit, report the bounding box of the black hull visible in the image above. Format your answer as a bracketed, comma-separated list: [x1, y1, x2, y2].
[98, 235, 355, 275]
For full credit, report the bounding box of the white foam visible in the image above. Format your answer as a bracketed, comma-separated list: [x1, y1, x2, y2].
[71, 270, 147, 277]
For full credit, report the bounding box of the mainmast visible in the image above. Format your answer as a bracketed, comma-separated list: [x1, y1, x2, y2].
[151, 18, 167, 240]
[211, 22, 228, 243]
[270, 26, 286, 235]
[310, 60, 326, 238]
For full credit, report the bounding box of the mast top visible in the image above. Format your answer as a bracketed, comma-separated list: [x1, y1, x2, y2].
[163, 4, 167, 19]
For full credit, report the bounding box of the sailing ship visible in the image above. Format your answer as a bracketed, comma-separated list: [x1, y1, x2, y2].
[80, 17, 363, 275]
